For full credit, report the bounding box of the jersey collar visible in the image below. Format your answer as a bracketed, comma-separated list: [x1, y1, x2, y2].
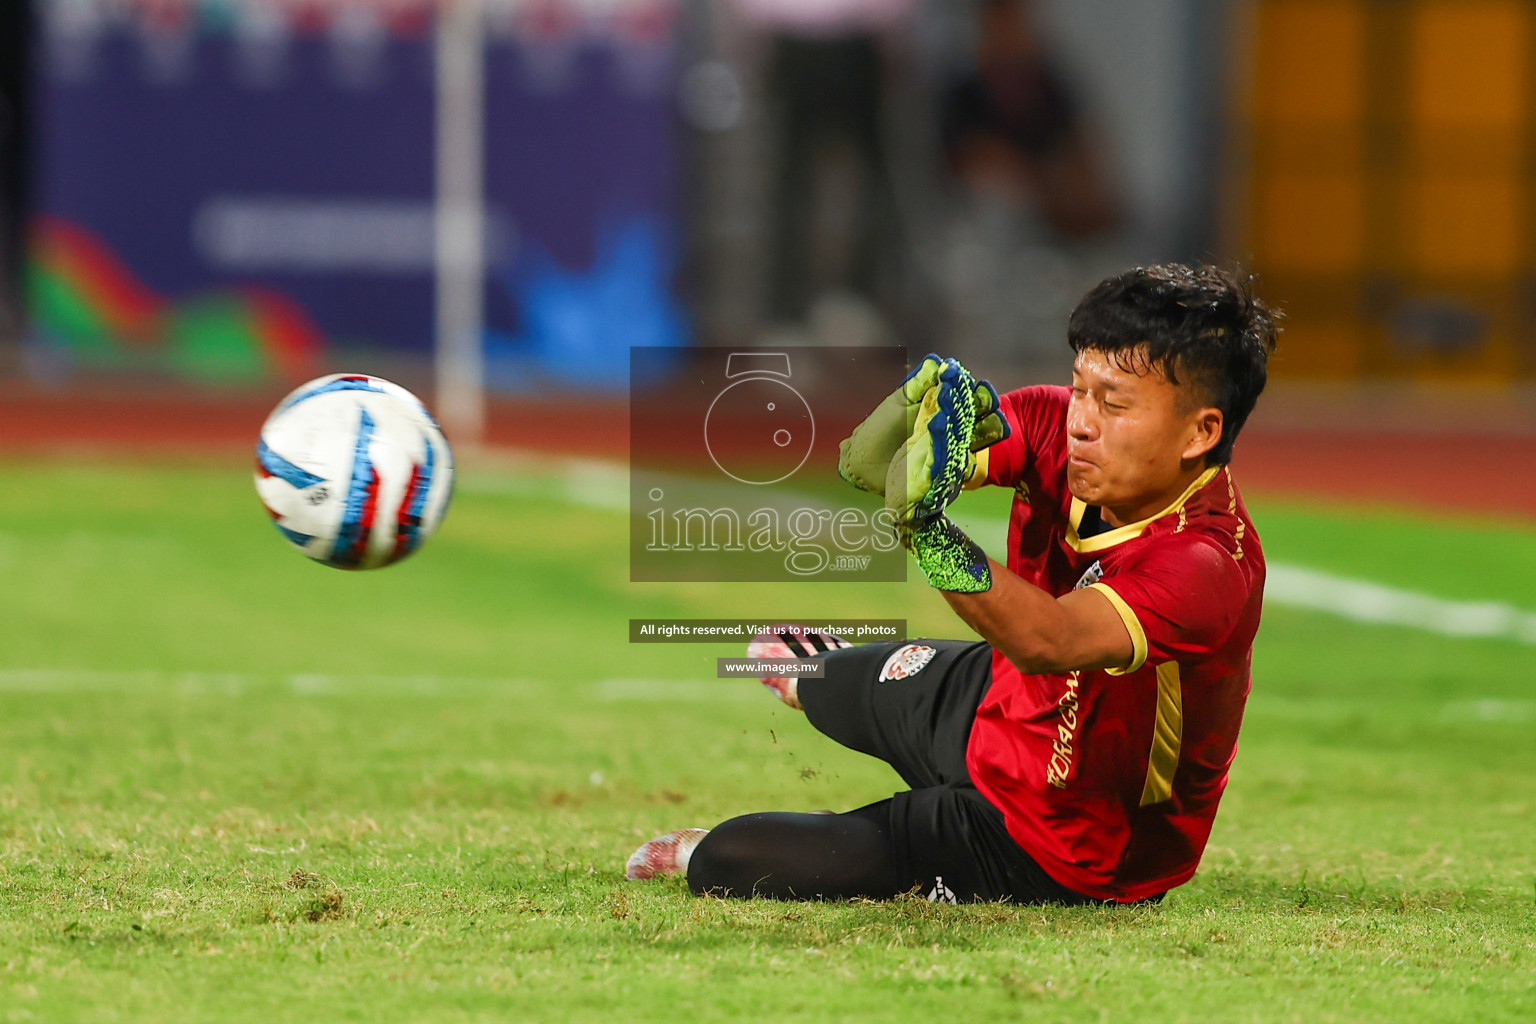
[1066, 465, 1223, 553]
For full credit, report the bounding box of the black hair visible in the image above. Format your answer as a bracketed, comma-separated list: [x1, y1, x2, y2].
[1066, 263, 1278, 465]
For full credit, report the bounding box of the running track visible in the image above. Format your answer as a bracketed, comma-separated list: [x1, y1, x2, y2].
[3, 385, 1534, 521]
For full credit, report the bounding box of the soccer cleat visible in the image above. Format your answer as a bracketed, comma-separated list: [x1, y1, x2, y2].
[746, 625, 852, 709]
[625, 827, 710, 880]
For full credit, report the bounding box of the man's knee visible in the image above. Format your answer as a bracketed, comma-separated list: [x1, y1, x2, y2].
[686, 814, 769, 897]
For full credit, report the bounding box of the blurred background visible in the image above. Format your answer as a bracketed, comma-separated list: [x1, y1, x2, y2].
[4, 0, 1536, 466]
[7, 7, 1536, 1015]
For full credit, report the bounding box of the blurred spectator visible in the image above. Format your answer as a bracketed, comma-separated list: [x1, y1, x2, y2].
[941, 0, 1121, 240]
[0, 0, 30, 345]
[736, 0, 917, 344]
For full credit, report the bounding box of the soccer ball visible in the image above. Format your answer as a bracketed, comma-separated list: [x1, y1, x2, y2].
[255, 373, 454, 569]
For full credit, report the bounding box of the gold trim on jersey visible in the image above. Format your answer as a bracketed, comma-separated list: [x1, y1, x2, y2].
[1086, 582, 1147, 675]
[1139, 662, 1184, 807]
[1223, 466, 1245, 561]
[1066, 465, 1223, 554]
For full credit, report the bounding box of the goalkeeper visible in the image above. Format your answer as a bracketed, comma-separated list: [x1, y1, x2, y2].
[629, 264, 1278, 905]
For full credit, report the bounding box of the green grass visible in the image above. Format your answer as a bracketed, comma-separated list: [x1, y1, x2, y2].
[1, 457, 1533, 1022]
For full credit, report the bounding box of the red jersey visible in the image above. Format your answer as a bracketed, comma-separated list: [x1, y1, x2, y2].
[965, 385, 1264, 902]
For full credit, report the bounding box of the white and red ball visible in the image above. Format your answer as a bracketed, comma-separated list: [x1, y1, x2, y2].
[255, 373, 454, 570]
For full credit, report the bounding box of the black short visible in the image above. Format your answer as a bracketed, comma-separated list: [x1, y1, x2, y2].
[797, 639, 1094, 905]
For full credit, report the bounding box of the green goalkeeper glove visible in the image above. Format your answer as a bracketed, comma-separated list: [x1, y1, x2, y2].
[837, 354, 1009, 496]
[906, 515, 993, 593]
[969, 380, 1009, 452]
[885, 359, 987, 527]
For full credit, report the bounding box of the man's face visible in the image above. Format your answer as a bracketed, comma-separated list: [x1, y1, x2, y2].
[1065, 347, 1219, 517]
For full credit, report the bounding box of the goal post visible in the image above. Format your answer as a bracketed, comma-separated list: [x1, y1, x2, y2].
[434, 0, 487, 445]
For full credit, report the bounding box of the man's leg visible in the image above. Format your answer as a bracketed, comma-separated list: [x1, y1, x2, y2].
[686, 801, 903, 900]
[744, 628, 991, 785]
[628, 631, 999, 897]
[686, 785, 1092, 905]
[687, 636, 1000, 899]
[797, 638, 994, 789]
[746, 624, 851, 709]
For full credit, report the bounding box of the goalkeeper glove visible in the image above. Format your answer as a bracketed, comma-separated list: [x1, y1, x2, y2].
[838, 354, 1009, 496]
[906, 514, 992, 593]
[885, 360, 986, 527]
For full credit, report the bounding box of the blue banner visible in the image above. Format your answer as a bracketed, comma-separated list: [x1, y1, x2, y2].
[31, 0, 685, 385]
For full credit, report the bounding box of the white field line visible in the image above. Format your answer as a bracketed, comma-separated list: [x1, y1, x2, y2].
[592, 678, 756, 702]
[461, 457, 629, 511]
[0, 670, 541, 696]
[0, 668, 1529, 723]
[1438, 699, 1536, 723]
[0, 669, 745, 704]
[1244, 694, 1536, 723]
[1264, 564, 1536, 645]
[464, 460, 1536, 648]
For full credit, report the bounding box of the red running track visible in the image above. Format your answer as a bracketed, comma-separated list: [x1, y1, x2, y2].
[4, 386, 1533, 521]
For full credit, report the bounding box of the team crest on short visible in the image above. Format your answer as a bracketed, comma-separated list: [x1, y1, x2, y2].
[879, 644, 936, 682]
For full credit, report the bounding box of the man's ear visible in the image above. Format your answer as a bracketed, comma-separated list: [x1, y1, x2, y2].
[1182, 407, 1224, 463]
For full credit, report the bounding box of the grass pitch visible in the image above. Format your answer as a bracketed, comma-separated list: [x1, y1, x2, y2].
[1, 457, 1533, 1022]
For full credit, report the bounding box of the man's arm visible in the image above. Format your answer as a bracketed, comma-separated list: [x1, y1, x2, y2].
[941, 558, 1135, 675]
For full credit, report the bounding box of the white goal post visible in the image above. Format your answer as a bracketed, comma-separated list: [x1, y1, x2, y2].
[433, 0, 487, 445]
